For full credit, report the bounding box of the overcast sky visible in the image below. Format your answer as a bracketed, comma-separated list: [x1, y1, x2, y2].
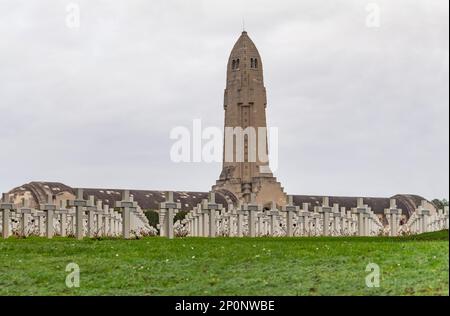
[0, 0, 448, 200]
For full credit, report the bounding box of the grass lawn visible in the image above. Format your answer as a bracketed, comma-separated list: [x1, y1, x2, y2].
[0, 231, 448, 296]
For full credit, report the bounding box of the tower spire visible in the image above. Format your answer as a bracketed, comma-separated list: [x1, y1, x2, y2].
[212, 32, 287, 207]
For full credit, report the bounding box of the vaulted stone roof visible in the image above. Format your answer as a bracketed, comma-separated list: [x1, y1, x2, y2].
[7, 182, 429, 219]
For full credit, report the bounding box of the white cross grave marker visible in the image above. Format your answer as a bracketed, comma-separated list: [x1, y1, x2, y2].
[1, 193, 14, 238]
[159, 191, 181, 239]
[40, 194, 57, 239]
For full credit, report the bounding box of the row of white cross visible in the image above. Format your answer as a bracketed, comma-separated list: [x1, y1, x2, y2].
[0, 190, 152, 239]
[2, 190, 448, 240]
[160, 194, 388, 238]
[402, 201, 449, 235]
[161, 194, 449, 239]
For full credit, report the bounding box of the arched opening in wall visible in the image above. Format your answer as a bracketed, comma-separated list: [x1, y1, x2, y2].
[232, 60, 236, 70]
[254, 58, 258, 68]
[236, 59, 240, 69]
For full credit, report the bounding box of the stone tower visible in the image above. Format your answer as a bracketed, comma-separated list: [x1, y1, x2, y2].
[213, 31, 287, 207]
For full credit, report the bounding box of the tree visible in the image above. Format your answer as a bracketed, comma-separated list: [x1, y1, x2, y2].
[144, 210, 159, 228]
[432, 199, 449, 210]
[174, 210, 188, 223]
[144, 209, 188, 228]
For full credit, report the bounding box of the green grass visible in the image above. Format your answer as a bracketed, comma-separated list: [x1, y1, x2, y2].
[0, 231, 448, 296]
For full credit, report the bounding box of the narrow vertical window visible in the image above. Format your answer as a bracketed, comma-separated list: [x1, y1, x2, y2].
[232, 60, 236, 70]
[254, 58, 258, 68]
[236, 59, 240, 69]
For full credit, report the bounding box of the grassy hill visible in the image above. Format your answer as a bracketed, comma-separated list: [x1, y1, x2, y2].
[0, 231, 448, 296]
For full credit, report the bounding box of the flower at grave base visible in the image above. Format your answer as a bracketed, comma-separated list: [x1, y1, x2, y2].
[165, 259, 169, 263]
[192, 256, 196, 259]
[115, 253, 119, 257]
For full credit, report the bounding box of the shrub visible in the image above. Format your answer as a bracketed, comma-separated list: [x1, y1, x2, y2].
[174, 210, 188, 223]
[144, 209, 188, 228]
[144, 210, 159, 228]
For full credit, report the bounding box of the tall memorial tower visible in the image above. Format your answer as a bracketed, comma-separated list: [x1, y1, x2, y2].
[213, 31, 287, 207]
